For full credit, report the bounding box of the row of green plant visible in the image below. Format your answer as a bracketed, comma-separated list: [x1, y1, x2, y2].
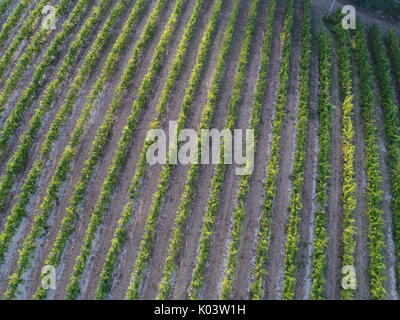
[386, 30, 400, 94]
[30, 0, 163, 300]
[353, 22, 386, 300]
[248, 0, 294, 300]
[327, 12, 357, 300]
[127, 0, 255, 301]
[0, 0, 73, 81]
[0, 0, 90, 125]
[369, 24, 400, 289]
[0, 0, 140, 300]
[217, 0, 276, 300]
[0, 0, 15, 18]
[64, 0, 189, 300]
[310, 32, 333, 300]
[281, 0, 312, 300]
[0, 0, 112, 212]
[95, 0, 221, 300]
[155, 0, 240, 300]
[0, 0, 31, 47]
[154, 4, 242, 298]
[153, 0, 229, 300]
[0, 0, 132, 269]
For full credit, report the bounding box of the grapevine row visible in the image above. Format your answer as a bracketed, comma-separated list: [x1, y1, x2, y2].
[0, 0, 112, 212]
[328, 12, 357, 300]
[0, 0, 31, 46]
[310, 32, 332, 300]
[0, 0, 90, 130]
[30, 0, 165, 300]
[0, 0, 68, 80]
[282, 0, 312, 300]
[0, 0, 15, 18]
[129, 0, 253, 300]
[95, 0, 220, 300]
[64, 0, 188, 299]
[353, 22, 386, 299]
[369, 24, 400, 289]
[0, 0, 135, 269]
[218, 0, 275, 300]
[386, 30, 400, 94]
[187, 0, 249, 300]
[0, 0, 137, 299]
[249, 0, 294, 300]
[153, 0, 229, 300]
[159, 0, 242, 300]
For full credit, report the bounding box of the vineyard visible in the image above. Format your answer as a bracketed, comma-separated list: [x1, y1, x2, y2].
[0, 0, 399, 300]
